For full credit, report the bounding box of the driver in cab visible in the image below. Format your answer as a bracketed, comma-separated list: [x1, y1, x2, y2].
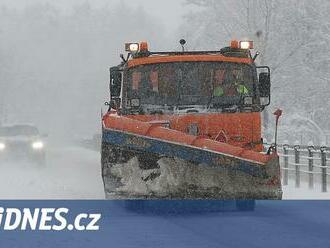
[213, 68, 249, 97]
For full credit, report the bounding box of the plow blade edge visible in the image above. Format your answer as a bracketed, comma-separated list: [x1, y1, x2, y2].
[101, 128, 282, 200]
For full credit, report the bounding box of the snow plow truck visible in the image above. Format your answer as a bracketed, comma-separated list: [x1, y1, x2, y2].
[101, 40, 282, 200]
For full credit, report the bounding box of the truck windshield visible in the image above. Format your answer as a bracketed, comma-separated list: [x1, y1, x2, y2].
[127, 62, 255, 107]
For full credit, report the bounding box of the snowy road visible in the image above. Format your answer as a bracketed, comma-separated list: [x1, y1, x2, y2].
[0, 146, 105, 199]
[2, 148, 330, 247]
[0, 145, 329, 199]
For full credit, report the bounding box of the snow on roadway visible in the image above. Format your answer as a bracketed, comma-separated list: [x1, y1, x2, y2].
[0, 146, 105, 199]
[1, 145, 330, 199]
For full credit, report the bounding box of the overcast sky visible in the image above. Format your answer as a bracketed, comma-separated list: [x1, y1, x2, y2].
[0, 0, 193, 30]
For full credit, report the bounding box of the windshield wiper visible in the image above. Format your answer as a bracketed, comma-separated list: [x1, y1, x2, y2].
[207, 70, 215, 110]
[175, 69, 183, 109]
[207, 94, 215, 110]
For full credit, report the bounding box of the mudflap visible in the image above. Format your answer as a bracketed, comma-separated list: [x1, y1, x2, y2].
[101, 128, 282, 201]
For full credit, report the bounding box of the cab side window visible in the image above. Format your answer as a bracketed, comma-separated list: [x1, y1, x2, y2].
[149, 70, 159, 92]
[132, 71, 142, 91]
[159, 67, 176, 97]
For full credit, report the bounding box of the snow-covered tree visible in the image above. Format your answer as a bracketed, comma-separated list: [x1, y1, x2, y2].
[181, 0, 330, 144]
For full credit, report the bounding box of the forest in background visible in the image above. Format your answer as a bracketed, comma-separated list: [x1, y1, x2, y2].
[0, 0, 329, 144]
[182, 0, 330, 144]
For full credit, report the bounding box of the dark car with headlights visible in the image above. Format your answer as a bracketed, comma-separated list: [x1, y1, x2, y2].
[0, 124, 46, 166]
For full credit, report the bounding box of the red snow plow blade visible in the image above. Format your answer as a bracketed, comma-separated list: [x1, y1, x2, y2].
[101, 114, 282, 200]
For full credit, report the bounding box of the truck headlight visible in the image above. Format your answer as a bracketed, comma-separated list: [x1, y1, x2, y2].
[32, 141, 44, 150]
[260, 97, 270, 105]
[244, 96, 253, 105]
[125, 43, 139, 52]
[0, 143, 5, 151]
[239, 41, 254, 49]
[131, 98, 140, 107]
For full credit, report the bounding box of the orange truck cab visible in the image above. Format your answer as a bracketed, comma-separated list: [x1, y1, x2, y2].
[107, 40, 271, 151]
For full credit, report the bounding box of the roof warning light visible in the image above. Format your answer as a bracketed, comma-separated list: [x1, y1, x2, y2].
[230, 40, 254, 49]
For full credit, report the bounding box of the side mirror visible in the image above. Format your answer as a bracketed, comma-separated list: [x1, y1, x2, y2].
[259, 72, 270, 97]
[105, 100, 119, 111]
[110, 67, 122, 98]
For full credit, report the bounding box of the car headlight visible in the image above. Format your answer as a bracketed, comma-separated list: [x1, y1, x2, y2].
[0, 143, 5, 151]
[32, 141, 44, 150]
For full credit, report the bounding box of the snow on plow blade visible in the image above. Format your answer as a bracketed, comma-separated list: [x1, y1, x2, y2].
[101, 116, 282, 200]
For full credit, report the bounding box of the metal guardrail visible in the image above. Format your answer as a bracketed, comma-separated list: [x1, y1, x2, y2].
[266, 144, 330, 192]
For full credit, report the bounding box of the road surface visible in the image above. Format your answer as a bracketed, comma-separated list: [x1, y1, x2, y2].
[1, 146, 330, 247]
[0, 146, 105, 199]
